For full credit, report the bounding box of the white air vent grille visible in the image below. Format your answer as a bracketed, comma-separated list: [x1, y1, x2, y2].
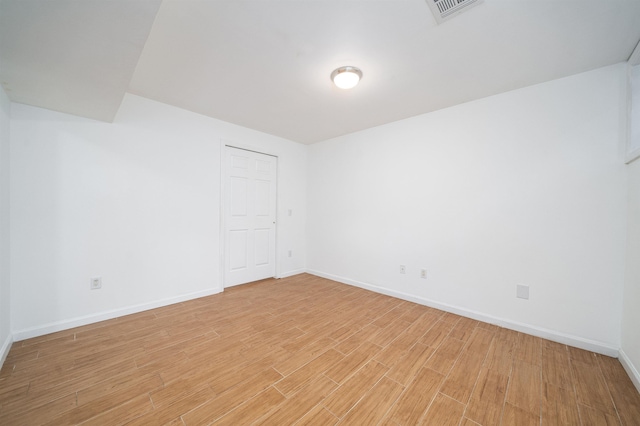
[426, 0, 483, 24]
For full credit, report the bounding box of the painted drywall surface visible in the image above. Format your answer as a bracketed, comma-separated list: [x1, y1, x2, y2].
[0, 86, 11, 357]
[620, 64, 640, 389]
[308, 64, 627, 348]
[621, 134, 640, 385]
[10, 94, 306, 335]
[630, 65, 640, 159]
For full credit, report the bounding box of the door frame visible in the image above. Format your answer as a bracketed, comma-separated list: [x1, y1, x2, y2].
[220, 140, 280, 289]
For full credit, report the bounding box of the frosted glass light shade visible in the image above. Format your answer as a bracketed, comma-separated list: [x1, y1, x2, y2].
[331, 66, 362, 89]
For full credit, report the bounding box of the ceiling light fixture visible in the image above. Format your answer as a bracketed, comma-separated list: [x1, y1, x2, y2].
[331, 66, 362, 89]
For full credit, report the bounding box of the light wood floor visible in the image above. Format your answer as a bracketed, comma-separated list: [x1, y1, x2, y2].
[1, 274, 639, 425]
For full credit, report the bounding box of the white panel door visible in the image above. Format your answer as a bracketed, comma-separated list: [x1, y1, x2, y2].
[224, 146, 277, 287]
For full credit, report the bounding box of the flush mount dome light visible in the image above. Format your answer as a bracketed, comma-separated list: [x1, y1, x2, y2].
[331, 66, 362, 89]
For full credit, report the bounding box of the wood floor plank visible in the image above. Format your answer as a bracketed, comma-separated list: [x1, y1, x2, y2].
[483, 335, 515, 376]
[477, 322, 499, 333]
[0, 363, 15, 379]
[337, 376, 404, 425]
[137, 331, 215, 364]
[465, 327, 495, 356]
[386, 343, 435, 386]
[78, 369, 164, 406]
[541, 382, 580, 426]
[161, 417, 187, 426]
[0, 393, 77, 425]
[0, 274, 638, 426]
[578, 403, 621, 425]
[571, 359, 617, 416]
[3, 354, 72, 385]
[15, 332, 75, 351]
[2, 359, 138, 417]
[325, 341, 381, 384]
[181, 368, 283, 425]
[179, 332, 240, 360]
[501, 402, 539, 426]
[274, 348, 343, 396]
[368, 319, 414, 348]
[295, 404, 339, 426]
[402, 312, 441, 341]
[439, 350, 485, 404]
[274, 337, 342, 376]
[449, 317, 479, 342]
[4, 346, 39, 365]
[29, 357, 139, 396]
[506, 359, 541, 416]
[496, 327, 519, 345]
[211, 386, 286, 426]
[514, 333, 542, 366]
[322, 359, 389, 418]
[127, 386, 213, 426]
[423, 336, 465, 375]
[327, 322, 361, 343]
[569, 346, 599, 366]
[207, 346, 290, 395]
[335, 324, 380, 355]
[82, 394, 155, 426]
[542, 344, 573, 390]
[254, 374, 337, 425]
[465, 367, 509, 426]
[42, 374, 163, 426]
[419, 320, 455, 349]
[0, 382, 77, 419]
[440, 312, 462, 324]
[374, 329, 423, 368]
[280, 321, 334, 352]
[398, 304, 432, 324]
[242, 323, 305, 349]
[384, 367, 444, 425]
[543, 339, 568, 352]
[8, 352, 75, 379]
[421, 392, 465, 425]
[597, 355, 640, 426]
[373, 306, 408, 328]
[0, 380, 28, 402]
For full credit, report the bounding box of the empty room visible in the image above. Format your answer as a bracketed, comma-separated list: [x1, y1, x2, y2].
[1, 0, 640, 424]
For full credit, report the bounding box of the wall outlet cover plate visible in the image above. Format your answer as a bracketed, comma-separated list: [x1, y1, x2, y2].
[516, 284, 529, 300]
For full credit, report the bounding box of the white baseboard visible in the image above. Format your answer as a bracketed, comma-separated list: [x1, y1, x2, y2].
[0, 332, 12, 368]
[12, 288, 223, 342]
[619, 349, 640, 393]
[307, 269, 619, 358]
[278, 268, 307, 279]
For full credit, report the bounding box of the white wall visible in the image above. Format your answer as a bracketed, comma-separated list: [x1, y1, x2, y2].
[308, 64, 628, 354]
[622, 159, 640, 389]
[0, 86, 11, 362]
[628, 65, 640, 161]
[621, 64, 640, 390]
[10, 94, 306, 339]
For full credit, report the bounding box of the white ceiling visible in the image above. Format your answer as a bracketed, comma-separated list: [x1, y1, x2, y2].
[2, 0, 640, 144]
[0, 0, 162, 122]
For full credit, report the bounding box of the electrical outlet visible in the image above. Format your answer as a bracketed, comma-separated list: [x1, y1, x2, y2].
[400, 265, 406, 274]
[420, 269, 427, 279]
[90, 277, 102, 290]
[288, 250, 292, 258]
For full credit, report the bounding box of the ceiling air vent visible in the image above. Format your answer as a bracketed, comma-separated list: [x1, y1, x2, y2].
[426, 0, 483, 24]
